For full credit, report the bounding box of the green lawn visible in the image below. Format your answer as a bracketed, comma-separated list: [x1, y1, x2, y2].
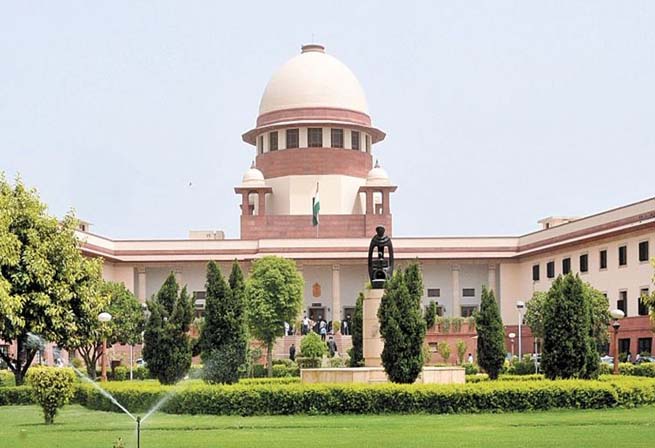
[2, 405, 654, 448]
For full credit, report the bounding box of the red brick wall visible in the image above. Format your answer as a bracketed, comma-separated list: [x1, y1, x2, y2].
[256, 147, 372, 178]
[241, 214, 392, 240]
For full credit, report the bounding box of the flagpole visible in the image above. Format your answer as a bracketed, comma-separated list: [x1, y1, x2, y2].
[316, 182, 319, 239]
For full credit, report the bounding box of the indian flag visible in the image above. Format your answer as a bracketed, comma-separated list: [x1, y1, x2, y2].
[312, 183, 320, 226]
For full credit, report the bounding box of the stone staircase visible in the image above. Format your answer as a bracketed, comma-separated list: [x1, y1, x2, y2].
[273, 334, 353, 359]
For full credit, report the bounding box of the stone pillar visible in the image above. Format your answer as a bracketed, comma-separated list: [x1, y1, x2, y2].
[241, 193, 251, 215]
[257, 191, 266, 216]
[137, 267, 147, 303]
[332, 264, 341, 322]
[382, 190, 390, 214]
[451, 265, 460, 318]
[365, 191, 373, 215]
[363, 288, 385, 367]
[488, 264, 497, 294]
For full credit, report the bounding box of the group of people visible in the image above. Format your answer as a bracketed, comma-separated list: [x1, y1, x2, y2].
[298, 313, 352, 339]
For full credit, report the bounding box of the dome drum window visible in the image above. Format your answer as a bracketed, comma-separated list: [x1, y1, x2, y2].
[269, 131, 278, 151]
[308, 128, 323, 147]
[331, 129, 344, 148]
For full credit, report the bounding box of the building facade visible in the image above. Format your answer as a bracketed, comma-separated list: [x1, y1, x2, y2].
[75, 44, 655, 361]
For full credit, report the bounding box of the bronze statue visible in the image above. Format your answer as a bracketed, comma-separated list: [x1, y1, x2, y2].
[368, 225, 394, 289]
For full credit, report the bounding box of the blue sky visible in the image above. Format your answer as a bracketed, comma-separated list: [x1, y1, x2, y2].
[1, 1, 654, 239]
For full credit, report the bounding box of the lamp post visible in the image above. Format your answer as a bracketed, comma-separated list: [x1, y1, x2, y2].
[610, 309, 625, 375]
[98, 312, 112, 382]
[508, 332, 516, 360]
[516, 301, 525, 360]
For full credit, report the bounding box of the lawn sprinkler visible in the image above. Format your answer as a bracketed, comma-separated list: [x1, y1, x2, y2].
[136, 416, 141, 448]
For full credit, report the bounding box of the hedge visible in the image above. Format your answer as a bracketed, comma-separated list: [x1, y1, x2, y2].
[0, 386, 33, 405]
[77, 377, 655, 416]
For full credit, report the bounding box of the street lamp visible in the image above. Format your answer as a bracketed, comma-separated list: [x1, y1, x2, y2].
[508, 332, 516, 359]
[516, 301, 525, 360]
[98, 312, 112, 382]
[610, 309, 625, 375]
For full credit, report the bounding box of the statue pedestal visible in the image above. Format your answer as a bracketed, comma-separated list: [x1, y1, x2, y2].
[362, 288, 385, 367]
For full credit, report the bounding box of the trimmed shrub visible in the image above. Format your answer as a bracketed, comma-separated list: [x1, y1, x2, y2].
[507, 358, 538, 375]
[620, 363, 655, 377]
[0, 386, 33, 405]
[300, 332, 327, 359]
[113, 366, 129, 381]
[0, 370, 15, 387]
[295, 357, 322, 369]
[27, 367, 76, 424]
[599, 363, 612, 375]
[272, 364, 300, 378]
[462, 363, 479, 375]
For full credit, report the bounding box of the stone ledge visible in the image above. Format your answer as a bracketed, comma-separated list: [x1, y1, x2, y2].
[300, 366, 465, 385]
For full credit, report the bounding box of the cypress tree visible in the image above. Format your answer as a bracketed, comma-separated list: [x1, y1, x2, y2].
[542, 273, 597, 379]
[476, 286, 505, 380]
[142, 273, 193, 384]
[378, 263, 426, 383]
[200, 261, 248, 384]
[348, 292, 365, 367]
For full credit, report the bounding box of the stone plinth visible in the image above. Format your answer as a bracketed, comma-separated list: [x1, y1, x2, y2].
[362, 288, 384, 367]
[301, 367, 466, 385]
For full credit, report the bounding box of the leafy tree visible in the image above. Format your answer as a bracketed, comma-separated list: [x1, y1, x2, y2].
[245, 256, 304, 377]
[142, 273, 193, 384]
[200, 261, 247, 384]
[542, 273, 599, 379]
[524, 291, 548, 340]
[348, 292, 364, 367]
[71, 281, 145, 378]
[425, 300, 438, 330]
[475, 286, 505, 380]
[378, 263, 426, 383]
[0, 176, 104, 385]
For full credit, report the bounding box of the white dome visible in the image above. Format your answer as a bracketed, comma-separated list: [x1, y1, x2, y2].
[241, 165, 265, 187]
[258, 44, 369, 116]
[366, 161, 391, 186]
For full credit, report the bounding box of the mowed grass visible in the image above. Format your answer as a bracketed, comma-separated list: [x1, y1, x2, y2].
[1, 405, 654, 448]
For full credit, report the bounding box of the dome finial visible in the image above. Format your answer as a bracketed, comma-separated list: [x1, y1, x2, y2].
[250, 160, 256, 169]
[301, 43, 325, 54]
[374, 159, 380, 168]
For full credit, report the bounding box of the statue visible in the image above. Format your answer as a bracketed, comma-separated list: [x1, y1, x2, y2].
[368, 225, 394, 289]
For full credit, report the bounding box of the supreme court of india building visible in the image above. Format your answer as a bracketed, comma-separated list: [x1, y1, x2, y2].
[79, 44, 655, 358]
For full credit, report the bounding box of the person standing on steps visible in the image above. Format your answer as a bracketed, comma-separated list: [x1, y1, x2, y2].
[289, 343, 296, 362]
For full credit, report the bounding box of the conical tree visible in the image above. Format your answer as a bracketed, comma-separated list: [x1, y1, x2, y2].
[476, 286, 505, 380]
[348, 292, 365, 367]
[142, 273, 193, 384]
[542, 273, 598, 379]
[200, 261, 247, 384]
[378, 263, 426, 383]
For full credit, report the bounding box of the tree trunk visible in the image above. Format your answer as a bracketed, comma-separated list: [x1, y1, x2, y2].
[267, 343, 273, 377]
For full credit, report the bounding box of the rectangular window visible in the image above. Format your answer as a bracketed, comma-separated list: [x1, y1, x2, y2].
[532, 264, 540, 281]
[427, 288, 441, 298]
[331, 128, 344, 148]
[619, 245, 627, 266]
[639, 288, 650, 316]
[600, 250, 607, 270]
[638, 337, 653, 355]
[193, 291, 206, 318]
[562, 257, 571, 274]
[618, 338, 631, 355]
[365, 134, 371, 152]
[351, 130, 360, 150]
[461, 306, 478, 317]
[547, 261, 555, 278]
[269, 131, 278, 151]
[308, 128, 323, 147]
[286, 129, 299, 148]
[579, 254, 589, 273]
[258, 135, 264, 154]
[639, 241, 649, 262]
[617, 290, 628, 315]
[462, 288, 476, 297]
